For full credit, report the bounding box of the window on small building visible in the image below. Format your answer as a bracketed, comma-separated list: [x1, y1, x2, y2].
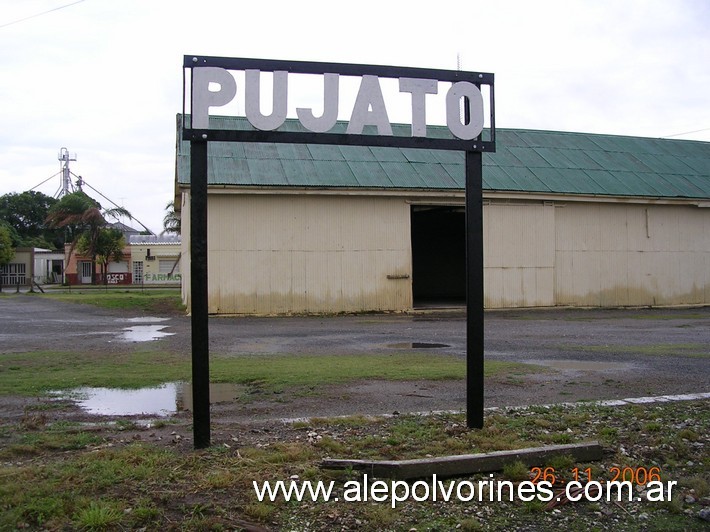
[159, 259, 179, 275]
[1, 263, 27, 285]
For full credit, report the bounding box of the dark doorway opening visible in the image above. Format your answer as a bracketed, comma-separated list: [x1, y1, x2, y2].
[411, 205, 466, 307]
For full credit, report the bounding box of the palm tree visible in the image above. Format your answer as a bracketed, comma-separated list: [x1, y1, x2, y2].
[162, 200, 181, 235]
[46, 192, 131, 285]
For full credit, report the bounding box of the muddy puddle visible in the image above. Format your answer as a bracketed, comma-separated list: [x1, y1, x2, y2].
[387, 342, 450, 349]
[53, 382, 246, 416]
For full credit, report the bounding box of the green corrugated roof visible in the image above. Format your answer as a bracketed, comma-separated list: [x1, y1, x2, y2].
[176, 115, 710, 199]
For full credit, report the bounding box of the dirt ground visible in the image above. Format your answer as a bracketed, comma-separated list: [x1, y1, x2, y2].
[1, 295, 709, 429]
[3, 296, 710, 531]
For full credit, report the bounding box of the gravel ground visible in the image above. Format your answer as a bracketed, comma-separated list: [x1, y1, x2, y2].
[0, 295, 708, 422]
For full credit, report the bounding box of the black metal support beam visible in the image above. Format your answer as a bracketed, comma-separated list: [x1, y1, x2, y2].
[185, 55, 494, 85]
[190, 139, 210, 449]
[183, 127, 494, 153]
[465, 150, 485, 429]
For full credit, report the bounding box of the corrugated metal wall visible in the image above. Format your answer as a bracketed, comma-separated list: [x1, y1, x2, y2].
[182, 191, 709, 314]
[195, 193, 412, 314]
[554, 203, 710, 306]
[484, 202, 555, 307]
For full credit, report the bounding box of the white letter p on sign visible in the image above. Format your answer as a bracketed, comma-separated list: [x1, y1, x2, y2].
[192, 67, 237, 129]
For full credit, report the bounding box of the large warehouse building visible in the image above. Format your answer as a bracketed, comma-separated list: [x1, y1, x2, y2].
[175, 116, 710, 315]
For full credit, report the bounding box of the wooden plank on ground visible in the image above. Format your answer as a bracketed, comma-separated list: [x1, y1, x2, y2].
[321, 442, 603, 480]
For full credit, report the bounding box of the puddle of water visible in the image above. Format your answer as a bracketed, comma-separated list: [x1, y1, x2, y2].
[387, 342, 450, 349]
[119, 325, 174, 342]
[61, 384, 180, 416]
[124, 317, 171, 324]
[54, 382, 244, 416]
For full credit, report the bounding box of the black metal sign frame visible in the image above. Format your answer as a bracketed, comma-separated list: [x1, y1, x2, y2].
[183, 55, 495, 449]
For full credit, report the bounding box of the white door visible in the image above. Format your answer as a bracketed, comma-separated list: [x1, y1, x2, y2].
[132, 261, 144, 284]
[79, 261, 93, 284]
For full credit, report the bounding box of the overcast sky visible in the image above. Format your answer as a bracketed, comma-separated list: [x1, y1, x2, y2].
[1, 0, 708, 234]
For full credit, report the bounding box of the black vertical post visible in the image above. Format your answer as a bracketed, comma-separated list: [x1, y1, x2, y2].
[465, 150, 484, 429]
[190, 138, 210, 449]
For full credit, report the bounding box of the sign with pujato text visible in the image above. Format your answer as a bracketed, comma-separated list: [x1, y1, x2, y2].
[183, 56, 495, 152]
[183, 55, 494, 448]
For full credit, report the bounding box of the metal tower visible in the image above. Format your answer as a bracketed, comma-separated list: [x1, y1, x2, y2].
[57, 147, 77, 197]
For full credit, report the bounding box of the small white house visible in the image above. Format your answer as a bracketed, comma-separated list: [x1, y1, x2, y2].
[0, 247, 64, 287]
[34, 249, 65, 284]
[129, 234, 182, 286]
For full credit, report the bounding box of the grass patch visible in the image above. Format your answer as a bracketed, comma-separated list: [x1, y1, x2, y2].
[0, 350, 190, 395]
[0, 443, 178, 529]
[0, 350, 539, 396]
[40, 288, 184, 314]
[211, 354, 538, 389]
[565, 343, 709, 358]
[0, 431, 102, 458]
[0, 400, 707, 530]
[502, 460, 529, 481]
[73, 500, 123, 530]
